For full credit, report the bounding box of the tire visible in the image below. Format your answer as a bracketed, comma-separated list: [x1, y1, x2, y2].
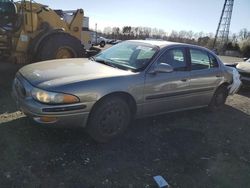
[36, 32, 83, 61]
[86, 96, 131, 143]
[99, 41, 105, 48]
[208, 85, 229, 111]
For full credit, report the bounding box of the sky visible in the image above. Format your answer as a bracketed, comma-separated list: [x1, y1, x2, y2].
[35, 0, 249, 34]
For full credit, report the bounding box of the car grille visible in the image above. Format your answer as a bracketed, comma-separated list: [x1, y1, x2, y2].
[14, 78, 26, 98]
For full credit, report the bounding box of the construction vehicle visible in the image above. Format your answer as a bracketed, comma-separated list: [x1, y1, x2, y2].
[91, 35, 107, 48]
[0, 0, 92, 64]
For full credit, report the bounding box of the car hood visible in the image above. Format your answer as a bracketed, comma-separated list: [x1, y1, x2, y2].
[19, 58, 134, 88]
[236, 61, 250, 73]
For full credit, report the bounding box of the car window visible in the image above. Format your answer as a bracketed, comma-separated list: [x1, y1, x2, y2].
[137, 49, 156, 60]
[157, 48, 187, 71]
[94, 41, 158, 71]
[208, 54, 219, 68]
[103, 44, 133, 61]
[190, 49, 210, 70]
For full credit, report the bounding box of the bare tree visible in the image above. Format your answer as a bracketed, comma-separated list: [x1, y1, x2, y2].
[103, 27, 112, 35]
[99, 25, 249, 55]
[239, 28, 250, 41]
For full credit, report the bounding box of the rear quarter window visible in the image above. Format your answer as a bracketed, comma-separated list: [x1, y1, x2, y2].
[208, 54, 219, 68]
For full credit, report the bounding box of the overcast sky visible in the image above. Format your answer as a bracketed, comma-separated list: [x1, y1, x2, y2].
[36, 0, 249, 34]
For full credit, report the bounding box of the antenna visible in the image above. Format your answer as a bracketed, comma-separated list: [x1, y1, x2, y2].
[213, 0, 234, 50]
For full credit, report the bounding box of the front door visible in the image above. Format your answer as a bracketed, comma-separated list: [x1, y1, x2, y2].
[143, 47, 191, 116]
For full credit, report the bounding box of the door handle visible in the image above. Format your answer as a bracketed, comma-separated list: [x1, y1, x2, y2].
[216, 75, 222, 78]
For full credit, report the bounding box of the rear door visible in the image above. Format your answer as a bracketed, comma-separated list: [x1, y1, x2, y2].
[188, 48, 224, 106]
[143, 47, 191, 116]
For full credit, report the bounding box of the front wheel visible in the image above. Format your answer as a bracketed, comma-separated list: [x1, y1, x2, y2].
[208, 85, 228, 111]
[86, 97, 131, 143]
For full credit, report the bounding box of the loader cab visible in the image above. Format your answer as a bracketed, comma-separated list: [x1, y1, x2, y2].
[0, 0, 18, 30]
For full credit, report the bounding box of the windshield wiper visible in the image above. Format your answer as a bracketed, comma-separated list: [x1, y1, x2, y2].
[95, 59, 118, 68]
[89, 56, 96, 61]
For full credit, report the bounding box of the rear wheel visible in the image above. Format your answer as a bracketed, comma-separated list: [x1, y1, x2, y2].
[99, 41, 105, 48]
[36, 32, 83, 61]
[86, 97, 131, 143]
[208, 85, 228, 111]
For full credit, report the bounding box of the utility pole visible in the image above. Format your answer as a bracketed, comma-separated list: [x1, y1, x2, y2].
[213, 0, 234, 51]
[95, 23, 97, 45]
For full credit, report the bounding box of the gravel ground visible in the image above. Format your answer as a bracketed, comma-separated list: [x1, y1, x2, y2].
[0, 57, 250, 188]
[219, 56, 242, 64]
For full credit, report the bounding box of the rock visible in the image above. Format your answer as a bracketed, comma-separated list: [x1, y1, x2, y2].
[84, 158, 90, 164]
[102, 179, 109, 184]
[4, 172, 11, 179]
[153, 158, 160, 162]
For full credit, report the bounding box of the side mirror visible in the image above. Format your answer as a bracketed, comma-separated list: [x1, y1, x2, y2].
[150, 63, 174, 74]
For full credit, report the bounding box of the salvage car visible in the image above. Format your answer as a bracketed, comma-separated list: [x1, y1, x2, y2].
[236, 58, 250, 86]
[12, 40, 240, 142]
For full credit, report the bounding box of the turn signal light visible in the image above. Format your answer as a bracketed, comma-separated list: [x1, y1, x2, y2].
[34, 116, 58, 123]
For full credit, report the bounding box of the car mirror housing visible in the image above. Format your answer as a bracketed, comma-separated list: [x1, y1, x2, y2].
[151, 63, 174, 74]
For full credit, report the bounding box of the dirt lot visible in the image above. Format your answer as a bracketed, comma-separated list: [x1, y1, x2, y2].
[0, 57, 250, 188]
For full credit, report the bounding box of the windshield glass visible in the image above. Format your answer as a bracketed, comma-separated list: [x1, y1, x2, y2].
[94, 41, 159, 71]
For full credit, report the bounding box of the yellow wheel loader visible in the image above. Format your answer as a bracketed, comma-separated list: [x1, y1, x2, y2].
[0, 0, 92, 64]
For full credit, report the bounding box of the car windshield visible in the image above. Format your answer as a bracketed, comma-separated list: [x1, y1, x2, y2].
[94, 41, 159, 71]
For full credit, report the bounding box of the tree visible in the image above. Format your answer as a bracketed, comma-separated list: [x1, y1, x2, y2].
[111, 27, 120, 39]
[239, 28, 250, 41]
[198, 36, 210, 46]
[98, 25, 249, 56]
[241, 40, 250, 57]
[169, 30, 178, 41]
[178, 30, 187, 39]
[134, 27, 139, 38]
[186, 30, 194, 40]
[115, 27, 120, 35]
[103, 27, 112, 35]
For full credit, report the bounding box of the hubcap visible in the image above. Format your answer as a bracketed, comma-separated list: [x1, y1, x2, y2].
[55, 47, 75, 59]
[99, 106, 125, 136]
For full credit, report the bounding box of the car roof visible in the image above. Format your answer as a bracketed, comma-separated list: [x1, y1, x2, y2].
[128, 40, 206, 50]
[128, 40, 180, 48]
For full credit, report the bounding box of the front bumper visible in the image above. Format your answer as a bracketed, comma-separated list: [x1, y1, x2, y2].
[12, 74, 94, 128]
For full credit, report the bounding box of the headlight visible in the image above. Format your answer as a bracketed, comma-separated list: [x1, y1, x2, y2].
[31, 88, 79, 104]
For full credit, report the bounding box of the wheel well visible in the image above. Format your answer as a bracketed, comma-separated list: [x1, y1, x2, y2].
[37, 31, 69, 50]
[217, 82, 230, 94]
[34, 31, 83, 61]
[91, 92, 137, 117]
[29, 28, 64, 61]
[218, 82, 230, 89]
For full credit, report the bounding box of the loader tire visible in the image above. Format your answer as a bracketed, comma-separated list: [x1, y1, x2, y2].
[36, 32, 83, 61]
